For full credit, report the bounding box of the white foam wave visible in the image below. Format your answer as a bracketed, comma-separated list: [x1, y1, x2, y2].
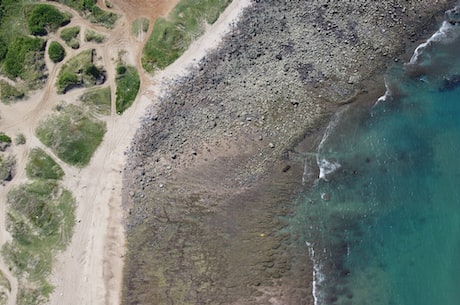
[306, 241, 325, 305]
[410, 21, 459, 64]
[316, 109, 346, 180]
[318, 158, 341, 181]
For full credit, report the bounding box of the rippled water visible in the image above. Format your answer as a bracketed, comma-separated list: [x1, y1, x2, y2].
[292, 15, 460, 305]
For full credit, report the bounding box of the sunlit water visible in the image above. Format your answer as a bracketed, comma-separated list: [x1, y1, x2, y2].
[291, 12, 460, 305]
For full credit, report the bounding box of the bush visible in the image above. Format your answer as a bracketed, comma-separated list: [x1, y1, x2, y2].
[0, 36, 7, 62]
[0, 81, 24, 102]
[0, 133, 12, 143]
[14, 134, 26, 145]
[84, 29, 105, 43]
[48, 41, 66, 63]
[2, 36, 45, 79]
[28, 4, 71, 36]
[60, 26, 80, 41]
[0, 155, 15, 181]
[57, 71, 80, 93]
[115, 65, 140, 113]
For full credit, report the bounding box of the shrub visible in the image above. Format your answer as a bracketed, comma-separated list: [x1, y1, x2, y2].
[28, 4, 71, 36]
[3, 36, 44, 79]
[60, 26, 80, 42]
[57, 71, 80, 93]
[0, 81, 24, 102]
[14, 134, 26, 145]
[115, 65, 140, 113]
[84, 29, 105, 43]
[0, 155, 15, 181]
[48, 41, 66, 63]
[0, 36, 7, 62]
[0, 133, 12, 143]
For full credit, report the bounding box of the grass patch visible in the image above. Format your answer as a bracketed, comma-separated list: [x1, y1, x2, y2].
[80, 86, 111, 115]
[2, 180, 75, 305]
[0, 81, 25, 103]
[48, 41, 66, 63]
[84, 29, 105, 43]
[36, 104, 106, 167]
[115, 65, 140, 114]
[27, 4, 71, 36]
[60, 26, 80, 49]
[56, 49, 105, 93]
[26, 148, 64, 180]
[142, 0, 231, 71]
[52, 0, 118, 28]
[132, 17, 149, 36]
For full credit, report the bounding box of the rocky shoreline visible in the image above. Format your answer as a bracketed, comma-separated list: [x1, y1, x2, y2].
[121, 1, 455, 304]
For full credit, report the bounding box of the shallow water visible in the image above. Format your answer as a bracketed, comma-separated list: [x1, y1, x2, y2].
[292, 17, 460, 305]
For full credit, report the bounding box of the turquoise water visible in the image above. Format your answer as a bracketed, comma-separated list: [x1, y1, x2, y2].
[294, 18, 460, 305]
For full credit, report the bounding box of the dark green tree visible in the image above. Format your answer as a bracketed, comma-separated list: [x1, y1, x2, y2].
[48, 41, 66, 63]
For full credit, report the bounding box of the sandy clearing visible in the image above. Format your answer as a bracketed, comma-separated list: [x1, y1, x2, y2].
[0, 1, 252, 305]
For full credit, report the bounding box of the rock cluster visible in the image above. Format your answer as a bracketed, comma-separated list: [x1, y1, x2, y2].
[122, 1, 455, 304]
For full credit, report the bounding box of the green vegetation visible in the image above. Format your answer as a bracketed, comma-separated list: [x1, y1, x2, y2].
[26, 148, 64, 180]
[56, 49, 105, 93]
[36, 104, 106, 166]
[115, 65, 140, 114]
[3, 180, 75, 305]
[132, 17, 149, 36]
[0, 36, 7, 62]
[142, 0, 231, 71]
[52, 0, 118, 28]
[48, 41, 66, 63]
[0, 80, 25, 102]
[0, 133, 11, 143]
[0, 271, 10, 305]
[27, 4, 71, 36]
[84, 29, 105, 43]
[60, 26, 80, 49]
[80, 86, 111, 115]
[0, 0, 30, 43]
[3, 36, 45, 81]
[0, 155, 15, 181]
[104, 0, 113, 9]
[15, 133, 26, 145]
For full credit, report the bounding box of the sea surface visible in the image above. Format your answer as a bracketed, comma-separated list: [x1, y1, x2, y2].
[291, 12, 460, 305]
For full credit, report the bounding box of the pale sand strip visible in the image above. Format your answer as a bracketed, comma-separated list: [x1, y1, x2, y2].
[48, 1, 252, 305]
